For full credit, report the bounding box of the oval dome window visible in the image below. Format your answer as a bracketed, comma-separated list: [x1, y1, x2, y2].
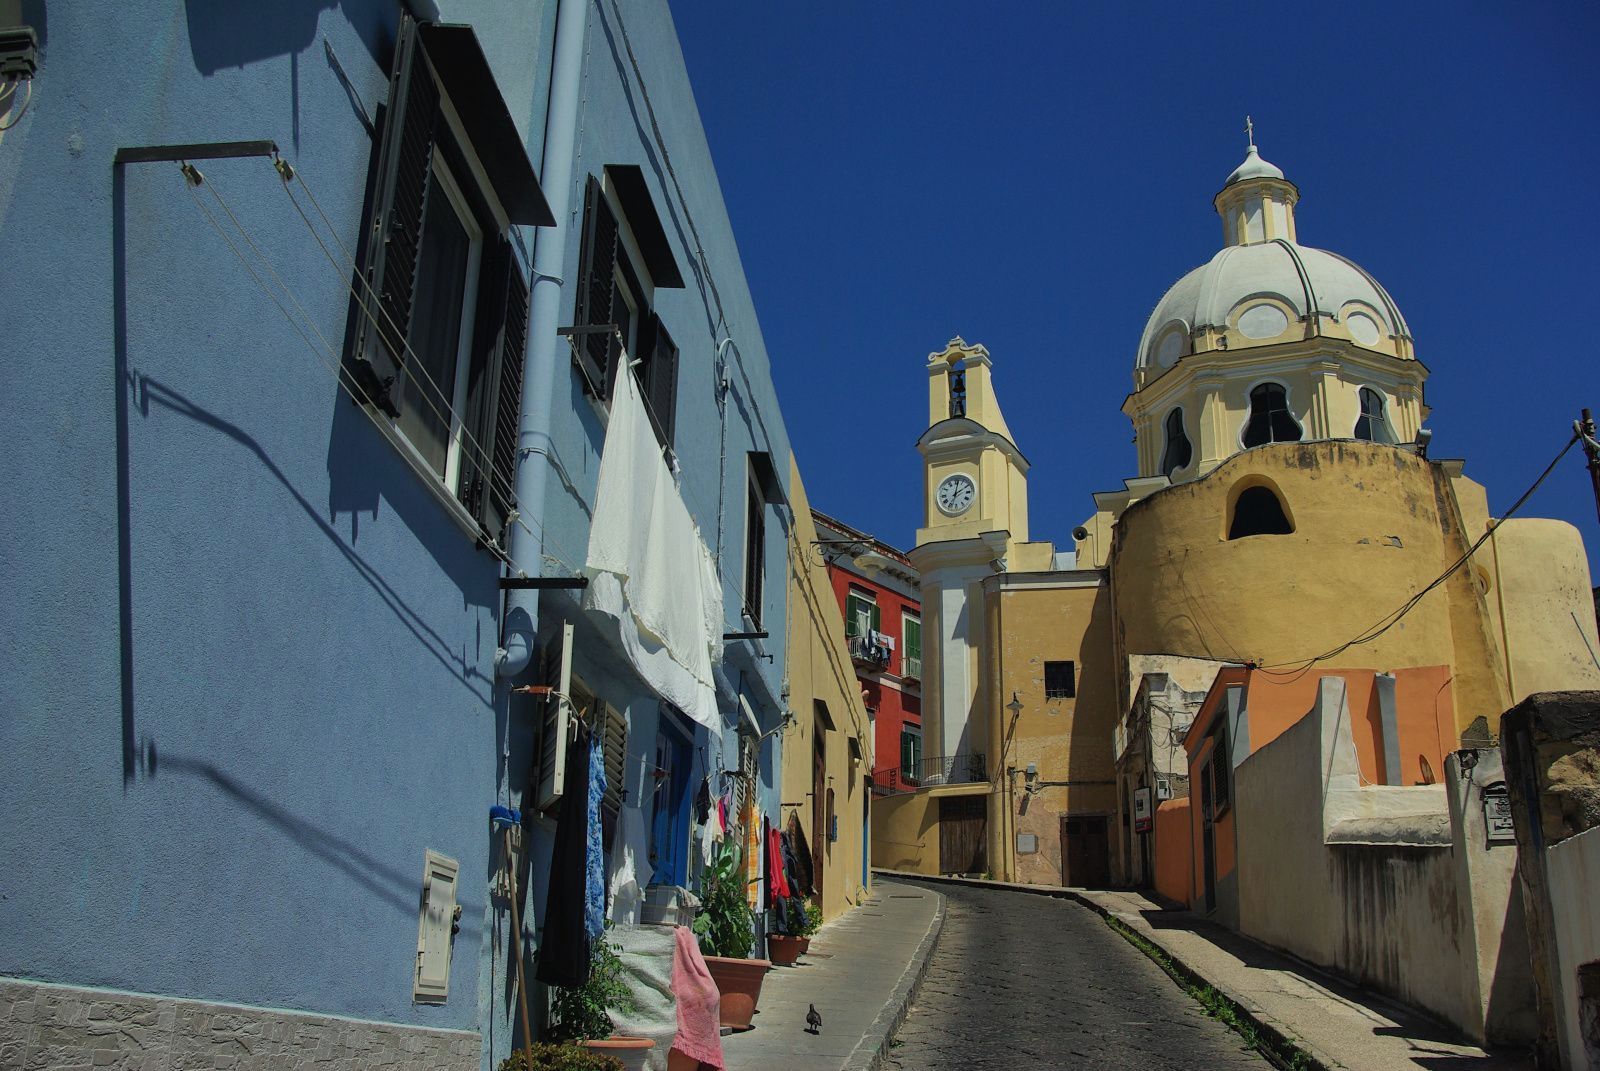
[1154, 329, 1184, 368]
[1237, 304, 1289, 339]
[1347, 311, 1381, 346]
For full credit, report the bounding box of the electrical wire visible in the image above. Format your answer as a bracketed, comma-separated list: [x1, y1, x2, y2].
[0, 77, 32, 130]
[183, 163, 582, 580]
[1255, 431, 1583, 682]
[247, 160, 592, 577]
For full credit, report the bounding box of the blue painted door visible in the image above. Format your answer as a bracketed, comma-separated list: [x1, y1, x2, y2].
[648, 712, 692, 887]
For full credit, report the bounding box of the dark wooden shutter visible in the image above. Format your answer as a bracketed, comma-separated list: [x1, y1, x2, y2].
[458, 236, 528, 540]
[349, 15, 438, 417]
[639, 313, 678, 449]
[571, 177, 617, 396]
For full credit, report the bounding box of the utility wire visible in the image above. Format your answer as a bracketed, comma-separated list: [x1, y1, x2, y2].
[1255, 431, 1582, 682]
[184, 163, 584, 580]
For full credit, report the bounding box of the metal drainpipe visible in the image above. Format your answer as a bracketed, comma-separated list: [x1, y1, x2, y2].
[497, 0, 589, 678]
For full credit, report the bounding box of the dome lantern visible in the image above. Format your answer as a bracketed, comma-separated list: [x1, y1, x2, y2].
[1214, 121, 1299, 247]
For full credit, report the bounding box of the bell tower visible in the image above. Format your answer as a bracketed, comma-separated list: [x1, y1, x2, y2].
[909, 337, 1033, 776]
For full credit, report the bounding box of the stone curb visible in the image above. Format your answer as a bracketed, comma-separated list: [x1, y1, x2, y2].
[839, 881, 947, 1071]
[872, 870, 1336, 1071]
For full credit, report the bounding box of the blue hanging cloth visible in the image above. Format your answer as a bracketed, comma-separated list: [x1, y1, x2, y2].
[585, 726, 607, 943]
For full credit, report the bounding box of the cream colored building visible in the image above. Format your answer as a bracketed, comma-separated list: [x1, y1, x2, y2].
[783, 455, 874, 919]
[879, 139, 1600, 895]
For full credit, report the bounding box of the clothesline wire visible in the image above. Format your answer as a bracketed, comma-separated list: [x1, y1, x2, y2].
[181, 162, 585, 582]
[269, 157, 593, 578]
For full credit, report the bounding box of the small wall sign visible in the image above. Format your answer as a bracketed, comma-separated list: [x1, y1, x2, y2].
[1134, 786, 1153, 833]
[1016, 832, 1038, 855]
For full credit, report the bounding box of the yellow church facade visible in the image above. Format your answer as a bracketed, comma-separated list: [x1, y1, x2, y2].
[877, 140, 1600, 899]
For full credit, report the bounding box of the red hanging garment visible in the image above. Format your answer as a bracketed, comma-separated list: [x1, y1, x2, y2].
[766, 825, 790, 902]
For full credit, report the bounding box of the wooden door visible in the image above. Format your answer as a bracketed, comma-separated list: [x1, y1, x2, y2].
[1200, 765, 1216, 912]
[812, 728, 826, 894]
[938, 796, 987, 874]
[1061, 816, 1110, 888]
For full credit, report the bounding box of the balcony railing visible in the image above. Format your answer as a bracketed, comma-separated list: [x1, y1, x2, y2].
[848, 632, 892, 670]
[916, 752, 987, 786]
[873, 753, 987, 794]
[902, 655, 922, 682]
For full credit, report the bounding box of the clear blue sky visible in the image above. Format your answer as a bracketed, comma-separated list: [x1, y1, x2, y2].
[669, 2, 1600, 577]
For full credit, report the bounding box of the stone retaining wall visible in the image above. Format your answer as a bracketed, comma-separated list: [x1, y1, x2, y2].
[0, 978, 480, 1071]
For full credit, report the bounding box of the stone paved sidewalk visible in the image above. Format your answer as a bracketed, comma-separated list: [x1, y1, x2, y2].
[720, 880, 943, 1071]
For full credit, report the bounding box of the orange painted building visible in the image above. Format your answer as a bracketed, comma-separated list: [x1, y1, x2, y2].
[1177, 665, 1455, 922]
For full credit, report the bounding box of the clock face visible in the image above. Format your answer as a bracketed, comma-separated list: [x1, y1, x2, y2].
[936, 473, 976, 516]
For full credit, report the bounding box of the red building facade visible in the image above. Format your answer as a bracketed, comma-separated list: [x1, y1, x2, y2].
[811, 510, 922, 797]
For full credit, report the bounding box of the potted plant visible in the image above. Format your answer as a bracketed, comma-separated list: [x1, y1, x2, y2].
[766, 896, 819, 967]
[692, 839, 770, 1030]
[548, 927, 654, 1071]
[798, 899, 823, 956]
[497, 1043, 624, 1071]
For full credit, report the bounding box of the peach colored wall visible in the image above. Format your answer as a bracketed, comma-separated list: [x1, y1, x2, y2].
[1153, 799, 1192, 906]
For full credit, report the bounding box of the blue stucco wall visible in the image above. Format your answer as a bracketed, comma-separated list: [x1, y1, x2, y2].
[0, 0, 793, 1059]
[0, 0, 543, 1036]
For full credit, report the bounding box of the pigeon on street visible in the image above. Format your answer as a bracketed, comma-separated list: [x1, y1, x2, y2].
[805, 1004, 822, 1035]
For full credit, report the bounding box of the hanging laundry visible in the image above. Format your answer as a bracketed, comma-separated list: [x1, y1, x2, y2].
[785, 810, 815, 897]
[694, 779, 711, 825]
[537, 726, 592, 989]
[765, 825, 790, 904]
[607, 800, 653, 925]
[670, 925, 725, 1069]
[585, 728, 606, 944]
[699, 805, 718, 867]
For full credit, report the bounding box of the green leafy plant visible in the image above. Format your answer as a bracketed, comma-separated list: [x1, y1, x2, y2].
[497, 1043, 623, 1071]
[548, 927, 637, 1043]
[800, 899, 823, 938]
[692, 838, 754, 958]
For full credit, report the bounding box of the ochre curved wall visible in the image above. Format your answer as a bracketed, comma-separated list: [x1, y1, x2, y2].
[1110, 441, 1511, 734]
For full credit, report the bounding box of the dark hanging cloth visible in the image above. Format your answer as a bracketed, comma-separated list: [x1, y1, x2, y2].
[785, 810, 815, 896]
[536, 725, 592, 989]
[778, 832, 807, 934]
[694, 778, 711, 824]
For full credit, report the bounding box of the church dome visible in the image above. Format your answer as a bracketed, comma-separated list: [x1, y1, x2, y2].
[1136, 143, 1412, 374]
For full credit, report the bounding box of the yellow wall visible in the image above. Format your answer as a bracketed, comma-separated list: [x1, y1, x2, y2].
[871, 791, 941, 875]
[980, 575, 1119, 885]
[784, 455, 874, 920]
[1110, 441, 1515, 736]
[1485, 518, 1600, 700]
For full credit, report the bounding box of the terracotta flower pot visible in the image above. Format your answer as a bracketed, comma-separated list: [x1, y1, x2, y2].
[580, 1036, 655, 1071]
[766, 934, 804, 967]
[702, 955, 771, 1031]
[797, 937, 812, 956]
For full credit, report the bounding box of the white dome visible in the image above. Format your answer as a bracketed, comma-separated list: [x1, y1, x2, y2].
[1137, 240, 1411, 371]
[1224, 145, 1284, 185]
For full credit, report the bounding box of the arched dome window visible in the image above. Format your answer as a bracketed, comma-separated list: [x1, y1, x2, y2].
[1161, 408, 1192, 478]
[1354, 387, 1395, 444]
[1241, 383, 1302, 448]
[1228, 485, 1294, 539]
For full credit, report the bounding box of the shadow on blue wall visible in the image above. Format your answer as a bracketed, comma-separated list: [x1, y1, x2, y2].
[183, 0, 389, 75]
[134, 373, 495, 696]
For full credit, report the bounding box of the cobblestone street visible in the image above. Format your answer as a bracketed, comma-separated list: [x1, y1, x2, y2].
[882, 881, 1266, 1070]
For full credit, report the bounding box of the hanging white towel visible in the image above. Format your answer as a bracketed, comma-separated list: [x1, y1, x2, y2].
[608, 803, 654, 925]
[584, 369, 723, 729]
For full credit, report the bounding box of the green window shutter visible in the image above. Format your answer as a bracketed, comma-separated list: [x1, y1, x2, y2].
[845, 595, 865, 638]
[900, 732, 913, 771]
[905, 619, 921, 660]
[869, 601, 881, 633]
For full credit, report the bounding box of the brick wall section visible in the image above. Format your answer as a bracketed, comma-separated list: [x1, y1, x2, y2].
[0, 978, 480, 1071]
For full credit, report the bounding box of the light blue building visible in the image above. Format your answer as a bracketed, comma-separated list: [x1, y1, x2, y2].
[0, 1, 793, 1067]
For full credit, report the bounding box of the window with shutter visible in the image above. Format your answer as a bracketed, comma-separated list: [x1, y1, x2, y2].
[344, 14, 532, 542]
[902, 614, 922, 679]
[569, 174, 681, 451]
[743, 471, 765, 627]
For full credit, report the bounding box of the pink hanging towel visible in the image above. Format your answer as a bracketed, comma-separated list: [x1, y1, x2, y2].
[670, 925, 724, 1069]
